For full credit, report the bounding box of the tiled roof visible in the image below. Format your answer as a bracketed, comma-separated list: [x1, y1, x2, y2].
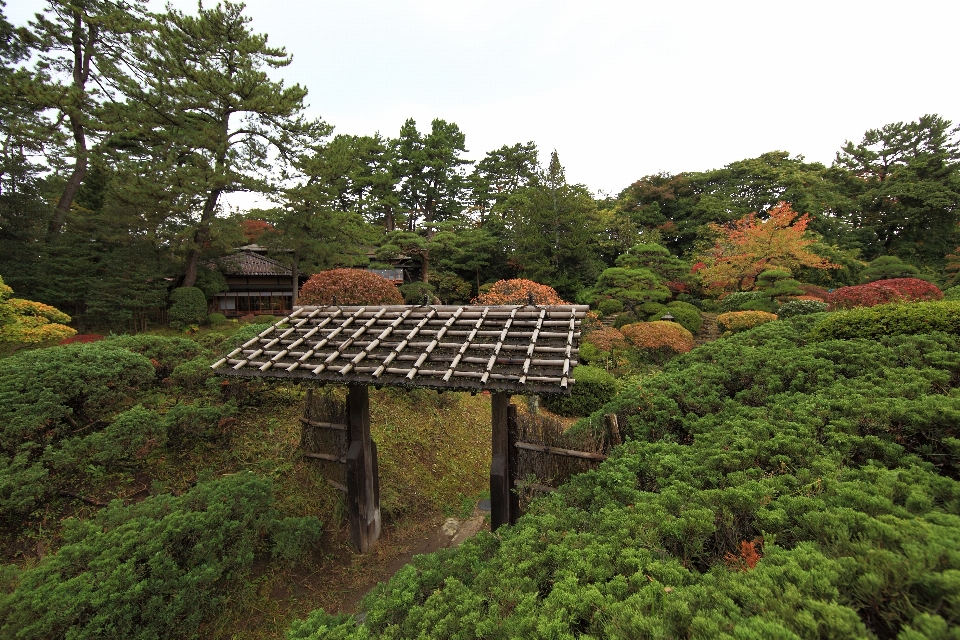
[215, 251, 292, 276]
[212, 304, 588, 395]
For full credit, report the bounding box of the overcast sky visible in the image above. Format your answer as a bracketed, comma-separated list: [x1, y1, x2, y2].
[9, 0, 960, 200]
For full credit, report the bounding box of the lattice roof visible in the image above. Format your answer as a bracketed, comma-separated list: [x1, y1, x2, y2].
[212, 304, 588, 395]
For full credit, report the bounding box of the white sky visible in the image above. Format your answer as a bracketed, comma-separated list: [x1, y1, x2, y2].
[9, 0, 960, 202]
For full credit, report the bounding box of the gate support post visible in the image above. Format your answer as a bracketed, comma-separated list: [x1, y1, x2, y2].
[346, 384, 381, 552]
[490, 392, 515, 530]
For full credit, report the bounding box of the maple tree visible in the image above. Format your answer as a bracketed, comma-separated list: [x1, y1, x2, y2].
[826, 278, 943, 309]
[696, 202, 839, 294]
[472, 279, 566, 305]
[0, 275, 76, 343]
[298, 269, 403, 306]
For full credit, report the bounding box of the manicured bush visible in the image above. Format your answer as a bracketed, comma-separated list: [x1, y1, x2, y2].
[580, 327, 627, 370]
[208, 312, 228, 326]
[620, 321, 695, 364]
[253, 314, 280, 324]
[827, 277, 942, 309]
[542, 365, 617, 417]
[399, 281, 435, 304]
[0, 276, 76, 343]
[945, 286, 960, 301]
[430, 272, 472, 304]
[612, 312, 640, 329]
[662, 300, 703, 334]
[716, 310, 778, 334]
[777, 299, 828, 318]
[596, 298, 624, 316]
[797, 283, 828, 300]
[171, 356, 215, 390]
[0, 473, 322, 640]
[299, 269, 403, 306]
[717, 291, 769, 313]
[859, 255, 922, 282]
[811, 300, 960, 341]
[168, 286, 208, 328]
[473, 279, 566, 305]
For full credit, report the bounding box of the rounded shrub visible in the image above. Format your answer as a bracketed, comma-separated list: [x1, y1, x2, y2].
[253, 314, 279, 324]
[208, 312, 227, 326]
[542, 365, 617, 416]
[716, 310, 778, 334]
[945, 286, 960, 301]
[299, 269, 403, 306]
[612, 312, 640, 329]
[717, 291, 768, 313]
[778, 299, 829, 318]
[810, 300, 960, 341]
[662, 301, 703, 334]
[596, 299, 624, 316]
[399, 281, 435, 304]
[168, 287, 208, 328]
[827, 278, 942, 309]
[620, 321, 695, 364]
[473, 279, 566, 305]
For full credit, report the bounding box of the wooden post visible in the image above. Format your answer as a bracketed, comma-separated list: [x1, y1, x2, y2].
[346, 384, 381, 552]
[605, 413, 622, 447]
[490, 392, 512, 530]
[507, 403, 520, 525]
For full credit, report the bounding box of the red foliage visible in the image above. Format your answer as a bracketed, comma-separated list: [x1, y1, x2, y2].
[797, 284, 828, 300]
[241, 219, 273, 243]
[827, 278, 942, 309]
[582, 327, 627, 353]
[472, 279, 567, 305]
[664, 280, 690, 294]
[58, 333, 104, 345]
[299, 269, 403, 306]
[620, 321, 694, 354]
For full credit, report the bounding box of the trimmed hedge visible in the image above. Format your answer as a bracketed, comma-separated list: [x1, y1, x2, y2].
[717, 291, 769, 313]
[811, 300, 960, 341]
[168, 287, 208, 328]
[776, 299, 828, 318]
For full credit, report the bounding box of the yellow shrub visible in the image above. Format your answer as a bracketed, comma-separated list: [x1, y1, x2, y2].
[716, 311, 778, 334]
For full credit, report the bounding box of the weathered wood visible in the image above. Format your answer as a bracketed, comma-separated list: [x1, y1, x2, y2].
[326, 478, 347, 493]
[507, 403, 520, 526]
[513, 479, 556, 493]
[605, 413, 622, 447]
[298, 417, 348, 430]
[346, 384, 380, 552]
[490, 392, 512, 530]
[513, 441, 608, 461]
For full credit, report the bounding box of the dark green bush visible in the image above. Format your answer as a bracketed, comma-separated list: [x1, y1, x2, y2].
[253, 314, 280, 324]
[811, 301, 960, 341]
[661, 300, 703, 334]
[542, 365, 617, 417]
[944, 286, 960, 301]
[717, 291, 768, 313]
[102, 334, 209, 378]
[171, 356, 215, 390]
[399, 281, 436, 304]
[596, 298, 624, 316]
[42, 405, 168, 472]
[777, 299, 828, 317]
[0, 473, 322, 640]
[208, 312, 228, 326]
[612, 312, 639, 329]
[168, 286, 208, 328]
[164, 401, 236, 444]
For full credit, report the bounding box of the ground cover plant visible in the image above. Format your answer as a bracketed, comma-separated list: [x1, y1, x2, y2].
[286, 309, 960, 639]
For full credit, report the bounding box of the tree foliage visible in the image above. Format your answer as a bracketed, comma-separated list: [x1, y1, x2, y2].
[827, 277, 943, 309]
[0, 274, 75, 343]
[472, 279, 566, 306]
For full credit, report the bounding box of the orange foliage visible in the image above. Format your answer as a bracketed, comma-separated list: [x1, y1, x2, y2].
[725, 539, 763, 571]
[241, 219, 273, 243]
[716, 311, 778, 334]
[582, 327, 627, 353]
[698, 202, 839, 294]
[472, 279, 567, 305]
[298, 269, 403, 306]
[620, 321, 694, 354]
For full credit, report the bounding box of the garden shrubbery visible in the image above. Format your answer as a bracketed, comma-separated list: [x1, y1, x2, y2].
[776, 299, 828, 317]
[168, 286, 208, 328]
[620, 321, 694, 365]
[811, 300, 960, 341]
[716, 310, 778, 333]
[827, 277, 942, 309]
[285, 312, 960, 639]
[299, 269, 403, 306]
[0, 473, 322, 640]
[542, 365, 617, 416]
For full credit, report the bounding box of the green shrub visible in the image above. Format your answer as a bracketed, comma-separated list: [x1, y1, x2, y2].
[102, 334, 209, 378]
[168, 286, 208, 328]
[811, 300, 960, 341]
[208, 312, 228, 326]
[399, 281, 436, 304]
[612, 312, 639, 329]
[271, 516, 324, 565]
[0, 473, 322, 640]
[777, 299, 829, 318]
[253, 314, 280, 325]
[430, 272, 472, 304]
[661, 300, 703, 334]
[171, 356, 215, 390]
[717, 291, 770, 313]
[596, 299, 624, 316]
[941, 286, 960, 301]
[163, 401, 236, 444]
[542, 365, 617, 417]
[42, 405, 168, 472]
[716, 310, 778, 333]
